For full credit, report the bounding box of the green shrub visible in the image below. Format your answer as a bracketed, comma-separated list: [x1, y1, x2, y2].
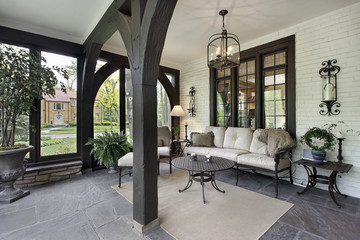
[41, 138, 64, 147]
[69, 122, 77, 127]
[41, 123, 52, 128]
[101, 121, 118, 126]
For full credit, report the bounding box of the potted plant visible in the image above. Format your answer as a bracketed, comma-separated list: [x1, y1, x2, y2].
[172, 125, 180, 140]
[86, 131, 132, 173]
[0, 43, 68, 203]
[299, 126, 337, 165]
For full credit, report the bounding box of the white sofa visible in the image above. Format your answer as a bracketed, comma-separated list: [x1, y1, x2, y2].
[186, 126, 293, 197]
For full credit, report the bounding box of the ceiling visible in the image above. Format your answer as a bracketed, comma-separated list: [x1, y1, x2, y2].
[1, 0, 360, 67]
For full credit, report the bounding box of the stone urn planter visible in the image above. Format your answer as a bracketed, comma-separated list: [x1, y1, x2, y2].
[0, 145, 34, 203]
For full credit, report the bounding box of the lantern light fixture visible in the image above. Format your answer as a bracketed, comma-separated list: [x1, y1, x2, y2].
[319, 59, 341, 116]
[207, 9, 240, 70]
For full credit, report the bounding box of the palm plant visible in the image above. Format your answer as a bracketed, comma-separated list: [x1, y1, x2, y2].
[86, 131, 132, 168]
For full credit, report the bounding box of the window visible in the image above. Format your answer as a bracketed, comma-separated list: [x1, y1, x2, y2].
[41, 51, 77, 156]
[94, 69, 120, 132]
[238, 59, 255, 129]
[210, 36, 295, 136]
[53, 103, 64, 110]
[263, 51, 287, 129]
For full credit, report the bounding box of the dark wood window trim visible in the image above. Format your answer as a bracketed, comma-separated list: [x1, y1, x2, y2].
[210, 35, 296, 137]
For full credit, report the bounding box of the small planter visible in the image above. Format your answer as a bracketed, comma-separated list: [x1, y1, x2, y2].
[311, 149, 326, 165]
[0, 146, 34, 203]
[108, 163, 118, 174]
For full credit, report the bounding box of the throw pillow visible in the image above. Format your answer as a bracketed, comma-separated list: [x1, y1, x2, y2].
[190, 132, 214, 147]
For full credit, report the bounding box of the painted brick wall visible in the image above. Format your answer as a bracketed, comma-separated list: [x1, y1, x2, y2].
[180, 3, 360, 197]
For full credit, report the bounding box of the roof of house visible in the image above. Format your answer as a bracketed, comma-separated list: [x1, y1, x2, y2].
[43, 89, 76, 102]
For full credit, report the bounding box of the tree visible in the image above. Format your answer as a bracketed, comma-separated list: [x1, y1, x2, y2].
[63, 59, 77, 91]
[0, 43, 67, 147]
[95, 74, 120, 131]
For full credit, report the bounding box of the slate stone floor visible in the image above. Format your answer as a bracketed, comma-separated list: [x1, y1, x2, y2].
[1, 163, 359, 240]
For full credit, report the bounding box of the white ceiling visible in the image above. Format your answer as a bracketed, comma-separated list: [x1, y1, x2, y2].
[1, 0, 360, 67]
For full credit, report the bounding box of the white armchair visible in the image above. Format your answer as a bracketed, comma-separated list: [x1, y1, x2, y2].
[157, 126, 172, 175]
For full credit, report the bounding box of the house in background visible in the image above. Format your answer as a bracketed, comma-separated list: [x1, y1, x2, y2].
[41, 89, 103, 126]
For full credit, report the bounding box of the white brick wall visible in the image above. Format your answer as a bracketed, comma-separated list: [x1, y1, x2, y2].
[180, 2, 360, 198]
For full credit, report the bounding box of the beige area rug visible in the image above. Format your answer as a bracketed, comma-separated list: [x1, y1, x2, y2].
[112, 170, 293, 240]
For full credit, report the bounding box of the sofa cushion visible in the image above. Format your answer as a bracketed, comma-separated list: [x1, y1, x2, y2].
[158, 146, 170, 156]
[204, 126, 226, 148]
[208, 148, 249, 162]
[186, 146, 212, 156]
[237, 153, 290, 171]
[223, 127, 253, 151]
[250, 129, 267, 155]
[191, 132, 214, 147]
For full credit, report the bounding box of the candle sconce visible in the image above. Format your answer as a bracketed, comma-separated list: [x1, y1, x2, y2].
[319, 59, 341, 116]
[187, 86, 196, 117]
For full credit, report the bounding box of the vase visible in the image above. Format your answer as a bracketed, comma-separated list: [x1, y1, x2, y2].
[108, 162, 118, 174]
[0, 145, 34, 203]
[311, 149, 326, 165]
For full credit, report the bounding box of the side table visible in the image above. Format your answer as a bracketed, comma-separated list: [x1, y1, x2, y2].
[294, 159, 353, 207]
[173, 139, 190, 157]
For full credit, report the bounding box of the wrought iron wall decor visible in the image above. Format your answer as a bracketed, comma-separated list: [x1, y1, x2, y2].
[187, 86, 196, 117]
[207, 9, 240, 69]
[319, 59, 341, 116]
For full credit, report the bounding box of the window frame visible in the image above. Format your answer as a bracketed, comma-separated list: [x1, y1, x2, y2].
[210, 35, 296, 137]
[53, 103, 65, 110]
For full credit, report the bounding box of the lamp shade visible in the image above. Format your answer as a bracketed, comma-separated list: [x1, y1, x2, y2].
[170, 105, 186, 117]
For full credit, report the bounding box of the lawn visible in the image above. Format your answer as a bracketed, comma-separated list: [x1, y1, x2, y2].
[41, 125, 121, 135]
[41, 137, 76, 156]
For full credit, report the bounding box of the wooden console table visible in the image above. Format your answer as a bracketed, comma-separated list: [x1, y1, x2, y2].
[294, 159, 353, 207]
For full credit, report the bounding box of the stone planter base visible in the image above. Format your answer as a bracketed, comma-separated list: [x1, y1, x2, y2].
[0, 183, 29, 203]
[0, 146, 34, 203]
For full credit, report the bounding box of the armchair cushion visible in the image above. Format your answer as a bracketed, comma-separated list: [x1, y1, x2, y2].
[158, 126, 171, 147]
[158, 146, 170, 156]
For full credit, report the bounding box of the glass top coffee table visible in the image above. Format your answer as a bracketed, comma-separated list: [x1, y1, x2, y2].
[172, 155, 235, 203]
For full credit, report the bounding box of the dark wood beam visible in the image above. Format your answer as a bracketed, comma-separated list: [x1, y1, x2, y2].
[112, 0, 177, 231]
[83, 0, 129, 53]
[80, 43, 103, 170]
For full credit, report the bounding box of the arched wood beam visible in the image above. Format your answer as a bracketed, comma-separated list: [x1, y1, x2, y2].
[80, 43, 103, 170]
[111, 0, 177, 231]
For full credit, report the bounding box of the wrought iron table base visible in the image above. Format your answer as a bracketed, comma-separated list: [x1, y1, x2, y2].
[179, 171, 225, 203]
[297, 165, 347, 207]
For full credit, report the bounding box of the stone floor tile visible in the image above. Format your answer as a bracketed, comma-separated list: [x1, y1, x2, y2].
[280, 197, 360, 240]
[144, 226, 175, 240]
[0, 211, 88, 240]
[0, 207, 36, 235]
[96, 217, 144, 240]
[37, 222, 100, 240]
[296, 231, 327, 240]
[260, 221, 299, 240]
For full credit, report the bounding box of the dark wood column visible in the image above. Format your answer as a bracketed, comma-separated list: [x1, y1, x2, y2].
[80, 43, 102, 170]
[112, 0, 177, 230]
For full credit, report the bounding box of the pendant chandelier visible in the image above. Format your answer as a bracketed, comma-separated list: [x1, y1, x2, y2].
[207, 9, 240, 70]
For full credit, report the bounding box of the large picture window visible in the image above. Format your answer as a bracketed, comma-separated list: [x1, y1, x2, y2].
[210, 36, 295, 136]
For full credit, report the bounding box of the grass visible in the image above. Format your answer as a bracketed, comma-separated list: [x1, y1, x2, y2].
[41, 125, 121, 135]
[41, 137, 76, 156]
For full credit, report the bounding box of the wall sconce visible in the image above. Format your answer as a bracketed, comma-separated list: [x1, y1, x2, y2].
[187, 86, 196, 117]
[319, 59, 341, 116]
